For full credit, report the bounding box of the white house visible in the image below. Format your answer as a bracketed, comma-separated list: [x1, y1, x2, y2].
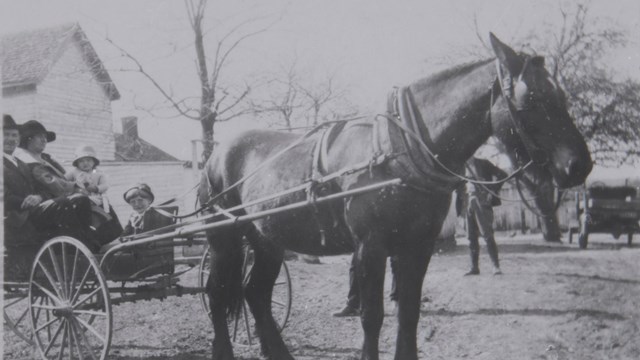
[2, 23, 194, 224]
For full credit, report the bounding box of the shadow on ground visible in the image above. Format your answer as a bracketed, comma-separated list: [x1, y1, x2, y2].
[422, 307, 626, 321]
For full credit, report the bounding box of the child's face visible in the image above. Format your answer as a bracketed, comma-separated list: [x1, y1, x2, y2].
[77, 157, 95, 172]
[128, 196, 151, 214]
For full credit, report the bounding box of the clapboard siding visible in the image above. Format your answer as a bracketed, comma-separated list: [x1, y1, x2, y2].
[2, 90, 38, 125]
[36, 39, 116, 163]
[3, 29, 115, 163]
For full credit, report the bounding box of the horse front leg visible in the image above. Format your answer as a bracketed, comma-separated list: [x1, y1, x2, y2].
[206, 229, 244, 360]
[355, 235, 388, 360]
[393, 239, 433, 360]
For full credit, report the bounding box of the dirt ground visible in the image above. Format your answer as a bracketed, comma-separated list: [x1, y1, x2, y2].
[4, 232, 640, 360]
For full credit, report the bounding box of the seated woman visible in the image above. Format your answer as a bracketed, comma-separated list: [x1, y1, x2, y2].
[13, 120, 122, 251]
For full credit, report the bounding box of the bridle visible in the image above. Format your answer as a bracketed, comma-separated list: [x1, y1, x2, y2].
[514, 175, 564, 218]
[377, 56, 558, 189]
[494, 57, 550, 167]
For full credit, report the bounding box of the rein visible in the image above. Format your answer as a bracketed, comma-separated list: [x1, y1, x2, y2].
[192, 118, 379, 217]
[377, 83, 534, 189]
[514, 176, 564, 218]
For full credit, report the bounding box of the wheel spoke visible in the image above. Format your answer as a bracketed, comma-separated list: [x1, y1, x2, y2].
[33, 296, 45, 330]
[72, 287, 102, 310]
[271, 299, 286, 308]
[13, 305, 30, 325]
[62, 242, 70, 298]
[69, 248, 80, 304]
[5, 295, 28, 308]
[48, 246, 68, 299]
[56, 321, 68, 360]
[37, 261, 65, 300]
[32, 280, 63, 305]
[43, 320, 65, 356]
[70, 265, 94, 305]
[241, 301, 252, 346]
[45, 297, 52, 339]
[231, 311, 241, 342]
[75, 317, 106, 345]
[72, 318, 98, 360]
[35, 317, 61, 333]
[73, 310, 107, 317]
[31, 304, 61, 311]
[68, 319, 86, 360]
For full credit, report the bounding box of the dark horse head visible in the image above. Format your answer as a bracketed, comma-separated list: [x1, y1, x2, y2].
[488, 33, 592, 189]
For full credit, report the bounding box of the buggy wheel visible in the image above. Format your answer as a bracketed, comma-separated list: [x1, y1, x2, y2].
[198, 245, 292, 347]
[578, 232, 589, 249]
[28, 237, 112, 360]
[4, 284, 35, 345]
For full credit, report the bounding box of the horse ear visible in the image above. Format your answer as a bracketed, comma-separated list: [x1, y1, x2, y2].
[489, 32, 523, 76]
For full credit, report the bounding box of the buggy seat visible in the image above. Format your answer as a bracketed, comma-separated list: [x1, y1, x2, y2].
[100, 206, 178, 281]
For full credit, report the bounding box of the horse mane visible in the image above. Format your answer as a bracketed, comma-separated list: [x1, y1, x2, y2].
[410, 58, 494, 93]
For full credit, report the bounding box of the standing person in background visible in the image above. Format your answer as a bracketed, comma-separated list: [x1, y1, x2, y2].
[457, 157, 508, 276]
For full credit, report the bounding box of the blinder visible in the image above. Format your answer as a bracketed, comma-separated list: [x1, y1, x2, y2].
[495, 58, 550, 167]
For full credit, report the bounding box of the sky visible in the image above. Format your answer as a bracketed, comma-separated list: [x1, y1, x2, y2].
[2, 0, 640, 172]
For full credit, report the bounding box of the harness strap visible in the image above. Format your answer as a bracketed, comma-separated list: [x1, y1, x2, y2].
[495, 59, 549, 166]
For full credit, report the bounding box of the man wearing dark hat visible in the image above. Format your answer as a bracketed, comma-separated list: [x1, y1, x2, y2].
[3, 115, 43, 234]
[10, 119, 104, 251]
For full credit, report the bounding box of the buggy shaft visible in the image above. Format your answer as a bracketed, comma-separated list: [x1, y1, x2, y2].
[100, 178, 402, 266]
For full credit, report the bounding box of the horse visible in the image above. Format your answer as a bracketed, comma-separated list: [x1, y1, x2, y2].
[198, 33, 592, 360]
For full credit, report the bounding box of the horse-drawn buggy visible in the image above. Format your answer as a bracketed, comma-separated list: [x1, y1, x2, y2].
[4, 34, 594, 360]
[2, 204, 296, 359]
[568, 183, 640, 249]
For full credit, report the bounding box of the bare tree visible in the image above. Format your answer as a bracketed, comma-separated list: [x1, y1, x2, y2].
[249, 61, 360, 130]
[298, 74, 337, 126]
[535, 3, 640, 165]
[108, 0, 271, 160]
[248, 60, 303, 131]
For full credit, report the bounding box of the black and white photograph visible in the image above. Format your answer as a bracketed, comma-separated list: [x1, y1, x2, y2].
[2, 1, 639, 359]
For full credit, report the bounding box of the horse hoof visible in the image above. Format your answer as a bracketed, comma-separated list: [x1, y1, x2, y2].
[212, 341, 234, 360]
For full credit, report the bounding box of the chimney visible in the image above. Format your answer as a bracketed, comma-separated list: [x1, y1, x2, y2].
[121, 116, 139, 142]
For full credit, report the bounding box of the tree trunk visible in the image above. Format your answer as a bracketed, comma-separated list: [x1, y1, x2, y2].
[201, 111, 215, 161]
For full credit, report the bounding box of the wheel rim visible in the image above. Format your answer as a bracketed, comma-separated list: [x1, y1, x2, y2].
[198, 245, 292, 347]
[29, 237, 112, 360]
[4, 286, 36, 345]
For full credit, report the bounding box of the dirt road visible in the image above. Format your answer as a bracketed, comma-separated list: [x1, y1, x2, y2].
[4, 233, 640, 360]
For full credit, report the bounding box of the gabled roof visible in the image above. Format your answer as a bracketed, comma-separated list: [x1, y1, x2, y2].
[1, 23, 120, 100]
[114, 134, 181, 162]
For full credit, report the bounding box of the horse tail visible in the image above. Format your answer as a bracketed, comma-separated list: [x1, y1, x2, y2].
[199, 147, 246, 322]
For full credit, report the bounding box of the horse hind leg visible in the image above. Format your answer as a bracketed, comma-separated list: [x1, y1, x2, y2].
[206, 228, 244, 360]
[243, 230, 294, 360]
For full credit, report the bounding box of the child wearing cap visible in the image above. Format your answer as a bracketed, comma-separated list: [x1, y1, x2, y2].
[65, 145, 109, 210]
[122, 183, 174, 236]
